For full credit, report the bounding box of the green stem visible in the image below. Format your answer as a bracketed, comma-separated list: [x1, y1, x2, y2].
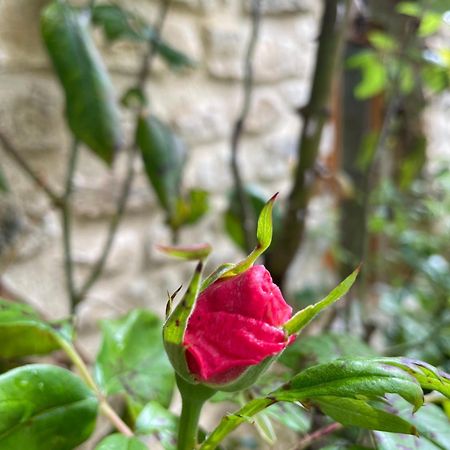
[56, 335, 134, 437]
[176, 375, 214, 450]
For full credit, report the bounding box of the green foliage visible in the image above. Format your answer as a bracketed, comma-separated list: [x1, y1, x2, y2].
[173, 189, 210, 229]
[374, 396, 450, 450]
[41, 1, 122, 165]
[347, 50, 388, 99]
[224, 186, 282, 252]
[0, 298, 73, 358]
[279, 332, 376, 370]
[135, 401, 179, 450]
[0, 364, 98, 449]
[92, 4, 195, 69]
[95, 434, 148, 450]
[283, 267, 360, 336]
[136, 114, 186, 218]
[95, 310, 175, 418]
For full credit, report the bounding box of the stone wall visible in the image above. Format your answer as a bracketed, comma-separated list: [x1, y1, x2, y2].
[0, 0, 328, 356]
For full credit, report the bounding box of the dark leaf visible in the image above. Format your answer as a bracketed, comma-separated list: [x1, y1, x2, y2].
[0, 364, 97, 450]
[136, 114, 186, 217]
[41, 2, 122, 164]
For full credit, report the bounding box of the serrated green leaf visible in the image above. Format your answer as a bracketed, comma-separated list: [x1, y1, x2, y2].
[275, 359, 423, 411]
[317, 397, 416, 434]
[41, 2, 122, 165]
[0, 298, 73, 358]
[95, 434, 148, 450]
[135, 401, 178, 450]
[137, 114, 186, 217]
[373, 358, 450, 399]
[0, 364, 98, 450]
[199, 358, 428, 449]
[95, 310, 174, 418]
[283, 268, 360, 336]
[157, 243, 212, 261]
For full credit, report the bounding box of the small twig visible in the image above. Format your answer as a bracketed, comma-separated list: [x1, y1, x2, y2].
[230, 0, 262, 253]
[292, 422, 343, 450]
[137, 0, 171, 92]
[62, 139, 80, 312]
[57, 336, 134, 437]
[0, 131, 62, 207]
[74, 0, 172, 306]
[74, 146, 136, 305]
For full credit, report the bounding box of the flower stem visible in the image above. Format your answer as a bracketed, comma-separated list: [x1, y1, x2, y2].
[176, 375, 214, 450]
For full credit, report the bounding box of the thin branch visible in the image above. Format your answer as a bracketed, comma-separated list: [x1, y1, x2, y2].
[62, 139, 80, 312]
[73, 146, 136, 306]
[137, 0, 171, 92]
[292, 422, 343, 450]
[266, 0, 351, 288]
[73, 0, 172, 306]
[0, 131, 62, 207]
[230, 0, 262, 253]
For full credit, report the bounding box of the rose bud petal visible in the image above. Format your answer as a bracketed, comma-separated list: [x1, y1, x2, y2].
[183, 265, 293, 389]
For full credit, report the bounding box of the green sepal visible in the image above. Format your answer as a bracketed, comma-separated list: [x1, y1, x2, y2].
[283, 267, 360, 336]
[163, 261, 205, 383]
[215, 193, 279, 281]
[157, 243, 212, 261]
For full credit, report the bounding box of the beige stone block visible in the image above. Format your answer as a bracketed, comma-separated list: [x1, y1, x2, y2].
[0, 0, 49, 70]
[203, 20, 314, 83]
[0, 74, 67, 154]
[243, 0, 309, 14]
[244, 90, 283, 134]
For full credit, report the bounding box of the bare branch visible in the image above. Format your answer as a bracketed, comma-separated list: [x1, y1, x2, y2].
[230, 0, 262, 253]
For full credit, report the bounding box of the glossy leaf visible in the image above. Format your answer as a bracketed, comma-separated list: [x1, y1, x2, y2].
[0, 298, 73, 358]
[283, 268, 360, 336]
[95, 310, 174, 417]
[95, 434, 148, 450]
[0, 364, 98, 450]
[419, 12, 442, 37]
[135, 401, 178, 450]
[154, 40, 196, 69]
[199, 358, 428, 450]
[41, 2, 122, 164]
[316, 397, 416, 434]
[137, 114, 186, 216]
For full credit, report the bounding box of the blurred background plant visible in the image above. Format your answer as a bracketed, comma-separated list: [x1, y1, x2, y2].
[0, 0, 449, 448]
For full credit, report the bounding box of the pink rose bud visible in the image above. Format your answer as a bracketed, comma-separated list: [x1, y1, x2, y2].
[183, 265, 293, 386]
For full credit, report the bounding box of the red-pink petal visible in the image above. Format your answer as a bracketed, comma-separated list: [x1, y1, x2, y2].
[184, 311, 289, 382]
